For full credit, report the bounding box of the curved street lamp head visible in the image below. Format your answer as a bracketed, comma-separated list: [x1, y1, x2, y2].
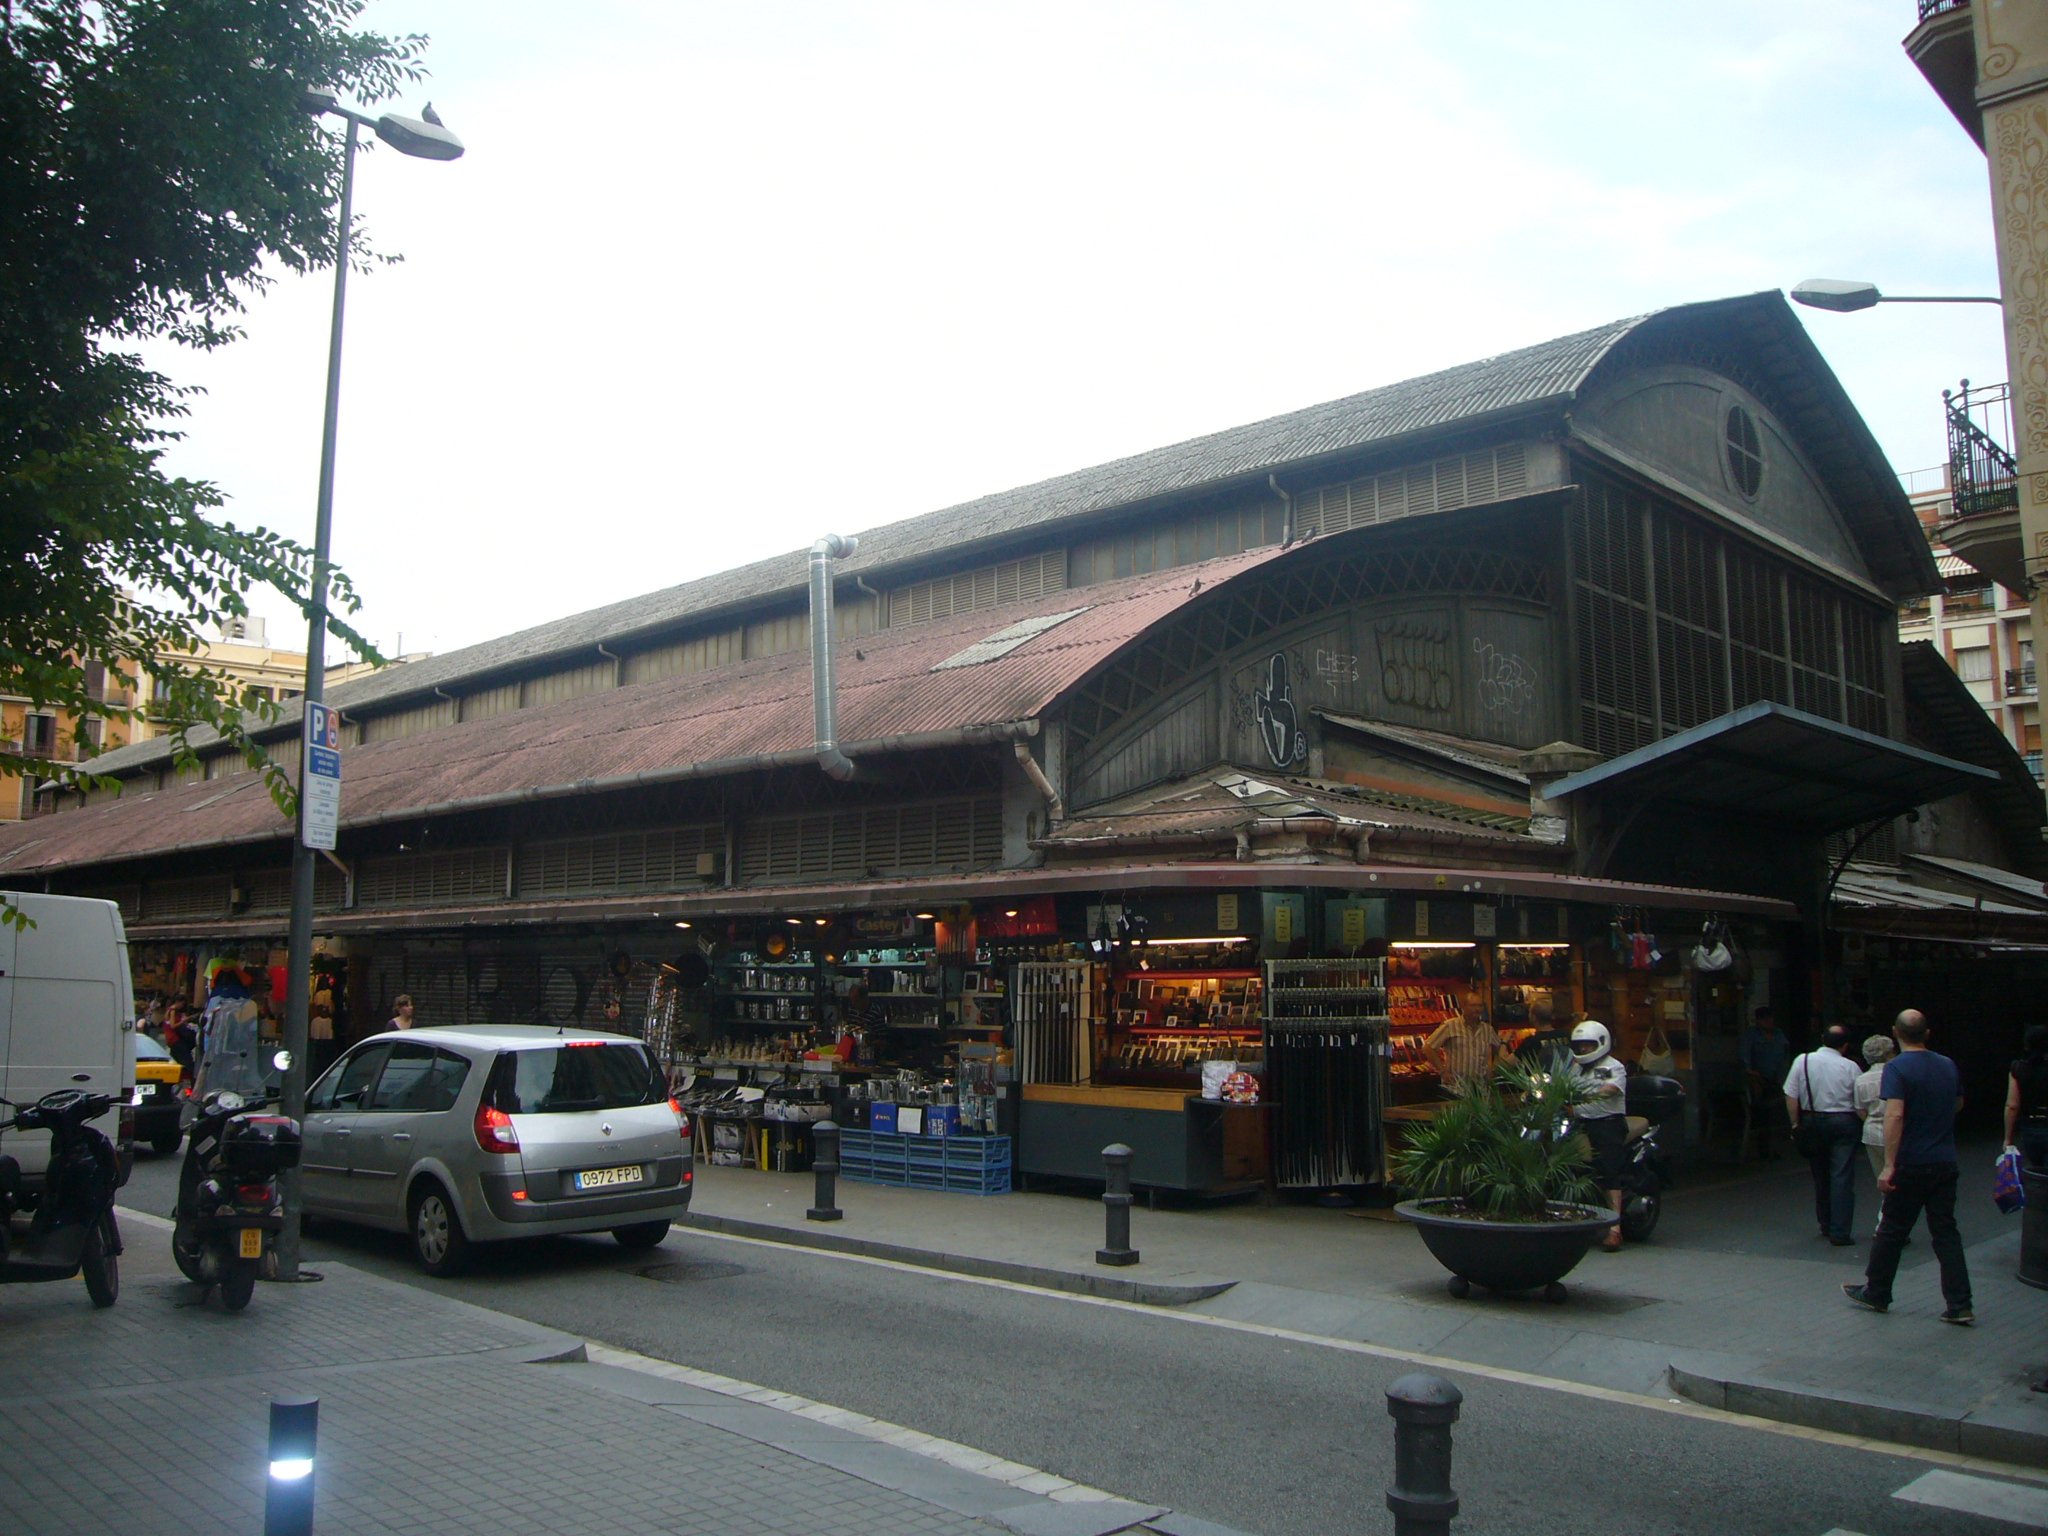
[1791, 278, 2001, 312]
[299, 86, 464, 161]
[375, 111, 464, 162]
[1791, 279, 1883, 313]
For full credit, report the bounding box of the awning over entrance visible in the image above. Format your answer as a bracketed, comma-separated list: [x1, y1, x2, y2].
[1542, 703, 1997, 833]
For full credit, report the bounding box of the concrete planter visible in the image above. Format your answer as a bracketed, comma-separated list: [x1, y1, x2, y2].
[1396, 1199, 1617, 1302]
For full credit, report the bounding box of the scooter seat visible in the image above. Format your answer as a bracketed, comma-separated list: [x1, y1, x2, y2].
[1624, 1115, 1650, 1141]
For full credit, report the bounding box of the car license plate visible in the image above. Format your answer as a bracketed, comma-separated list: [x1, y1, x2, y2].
[238, 1229, 263, 1259]
[574, 1164, 643, 1191]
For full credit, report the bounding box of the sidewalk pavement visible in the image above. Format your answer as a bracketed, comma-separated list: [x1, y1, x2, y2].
[683, 1138, 2048, 1466]
[0, 1216, 1248, 1536]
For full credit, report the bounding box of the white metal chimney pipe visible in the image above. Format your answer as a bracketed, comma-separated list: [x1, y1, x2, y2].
[809, 534, 859, 781]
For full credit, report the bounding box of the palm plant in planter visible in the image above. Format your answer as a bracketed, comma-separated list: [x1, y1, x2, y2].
[1390, 1058, 1617, 1300]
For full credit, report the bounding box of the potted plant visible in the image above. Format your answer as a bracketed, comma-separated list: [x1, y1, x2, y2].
[1390, 1058, 1617, 1301]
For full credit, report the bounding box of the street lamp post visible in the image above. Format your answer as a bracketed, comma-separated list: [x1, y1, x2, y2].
[1790, 279, 2002, 312]
[277, 92, 463, 1280]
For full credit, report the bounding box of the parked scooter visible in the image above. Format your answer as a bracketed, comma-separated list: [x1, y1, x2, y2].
[171, 1036, 301, 1312]
[0, 1088, 125, 1307]
[1618, 1074, 1687, 1242]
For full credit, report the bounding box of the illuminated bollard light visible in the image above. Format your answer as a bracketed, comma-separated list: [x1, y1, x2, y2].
[266, 1394, 319, 1536]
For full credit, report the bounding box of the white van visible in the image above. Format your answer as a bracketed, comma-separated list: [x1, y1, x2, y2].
[0, 892, 136, 1183]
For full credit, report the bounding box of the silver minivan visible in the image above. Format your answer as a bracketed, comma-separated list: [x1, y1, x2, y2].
[300, 1026, 691, 1276]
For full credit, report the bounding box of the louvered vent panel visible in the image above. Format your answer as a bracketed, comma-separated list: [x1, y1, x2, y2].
[1495, 443, 1528, 497]
[736, 796, 1002, 884]
[358, 848, 507, 908]
[244, 866, 344, 914]
[76, 884, 142, 921]
[141, 876, 231, 922]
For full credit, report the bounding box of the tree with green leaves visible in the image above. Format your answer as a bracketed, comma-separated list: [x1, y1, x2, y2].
[0, 0, 425, 818]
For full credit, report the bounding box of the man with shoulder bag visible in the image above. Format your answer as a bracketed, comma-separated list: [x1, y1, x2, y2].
[1786, 1024, 1862, 1246]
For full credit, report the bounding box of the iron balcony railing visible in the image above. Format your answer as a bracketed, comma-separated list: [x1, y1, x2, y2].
[1945, 378, 2019, 521]
[2007, 665, 2037, 696]
[2026, 751, 2044, 782]
[1918, 0, 1969, 18]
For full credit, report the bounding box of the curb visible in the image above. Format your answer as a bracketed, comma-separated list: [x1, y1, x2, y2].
[1668, 1361, 2048, 1465]
[679, 1211, 1237, 1306]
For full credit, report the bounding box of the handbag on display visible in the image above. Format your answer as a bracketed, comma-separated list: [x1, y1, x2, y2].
[1638, 1025, 1677, 1077]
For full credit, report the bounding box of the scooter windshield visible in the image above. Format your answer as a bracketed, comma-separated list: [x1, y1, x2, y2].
[191, 998, 278, 1101]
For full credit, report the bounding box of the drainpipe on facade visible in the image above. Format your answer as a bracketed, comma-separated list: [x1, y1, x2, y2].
[810, 534, 859, 781]
[1012, 739, 1064, 825]
[1270, 474, 1294, 548]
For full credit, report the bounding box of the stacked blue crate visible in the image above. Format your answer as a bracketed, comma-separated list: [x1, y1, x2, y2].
[833, 1129, 1010, 1195]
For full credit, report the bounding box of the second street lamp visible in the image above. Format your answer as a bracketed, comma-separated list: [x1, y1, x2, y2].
[276, 91, 464, 1281]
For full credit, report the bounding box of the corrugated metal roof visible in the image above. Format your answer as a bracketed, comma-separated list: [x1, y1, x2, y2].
[0, 549, 1285, 876]
[74, 312, 1637, 774]
[77, 290, 1933, 782]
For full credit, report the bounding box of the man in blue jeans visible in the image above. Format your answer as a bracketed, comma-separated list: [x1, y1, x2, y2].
[1785, 1024, 1861, 1245]
[1843, 1009, 1974, 1325]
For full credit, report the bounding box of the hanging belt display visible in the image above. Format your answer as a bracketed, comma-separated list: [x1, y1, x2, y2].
[1264, 958, 1390, 1189]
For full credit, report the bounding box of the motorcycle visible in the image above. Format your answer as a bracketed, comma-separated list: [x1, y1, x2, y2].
[1617, 1074, 1687, 1242]
[172, 1043, 301, 1312]
[0, 1088, 125, 1308]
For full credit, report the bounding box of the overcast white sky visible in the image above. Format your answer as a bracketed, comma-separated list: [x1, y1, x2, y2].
[150, 1, 2009, 665]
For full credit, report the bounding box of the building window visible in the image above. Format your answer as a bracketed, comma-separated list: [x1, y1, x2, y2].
[1954, 645, 1992, 683]
[22, 713, 55, 755]
[1724, 404, 1764, 498]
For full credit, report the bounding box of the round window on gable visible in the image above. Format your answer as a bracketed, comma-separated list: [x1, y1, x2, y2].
[1724, 403, 1764, 499]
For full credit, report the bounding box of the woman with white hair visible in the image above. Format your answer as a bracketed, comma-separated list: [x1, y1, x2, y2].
[1854, 1032, 1898, 1182]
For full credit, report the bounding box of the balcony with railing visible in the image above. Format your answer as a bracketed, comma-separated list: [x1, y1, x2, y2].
[2007, 665, 2038, 697]
[2026, 751, 2044, 781]
[1936, 379, 2027, 593]
[1907, 0, 1984, 148]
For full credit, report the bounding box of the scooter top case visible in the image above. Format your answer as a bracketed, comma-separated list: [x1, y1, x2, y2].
[217, 1112, 302, 1178]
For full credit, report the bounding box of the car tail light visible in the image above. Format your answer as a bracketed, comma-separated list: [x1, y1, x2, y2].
[118, 1099, 136, 1147]
[667, 1097, 690, 1141]
[474, 1103, 520, 1155]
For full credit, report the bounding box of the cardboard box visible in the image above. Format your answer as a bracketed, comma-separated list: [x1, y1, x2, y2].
[923, 1105, 960, 1137]
[869, 1102, 898, 1135]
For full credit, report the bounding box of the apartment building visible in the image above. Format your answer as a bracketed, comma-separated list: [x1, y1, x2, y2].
[1899, 470, 2040, 778]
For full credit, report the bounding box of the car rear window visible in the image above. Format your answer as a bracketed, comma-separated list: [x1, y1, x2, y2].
[490, 1044, 663, 1115]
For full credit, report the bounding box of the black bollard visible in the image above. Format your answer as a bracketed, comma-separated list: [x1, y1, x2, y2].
[807, 1119, 843, 1222]
[265, 1394, 319, 1536]
[1385, 1373, 1462, 1535]
[1095, 1143, 1139, 1266]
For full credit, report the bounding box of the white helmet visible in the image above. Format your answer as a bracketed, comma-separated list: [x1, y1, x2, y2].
[1569, 1020, 1612, 1065]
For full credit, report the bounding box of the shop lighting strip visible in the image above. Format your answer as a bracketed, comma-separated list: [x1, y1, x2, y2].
[1390, 941, 1475, 950]
[1139, 936, 1251, 946]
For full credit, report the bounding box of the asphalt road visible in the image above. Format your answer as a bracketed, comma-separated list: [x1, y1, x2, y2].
[121, 1149, 2043, 1536]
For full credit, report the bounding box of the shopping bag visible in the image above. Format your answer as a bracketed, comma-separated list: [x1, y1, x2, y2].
[1994, 1148, 2026, 1215]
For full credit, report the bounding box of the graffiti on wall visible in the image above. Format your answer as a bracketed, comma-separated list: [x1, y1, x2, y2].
[1252, 653, 1310, 768]
[1472, 637, 1537, 721]
[1374, 619, 1453, 713]
[1315, 648, 1360, 689]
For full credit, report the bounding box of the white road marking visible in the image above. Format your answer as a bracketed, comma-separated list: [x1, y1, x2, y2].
[118, 1206, 175, 1231]
[1894, 1470, 2048, 1528]
[581, 1342, 1120, 1504]
[670, 1224, 2048, 1482]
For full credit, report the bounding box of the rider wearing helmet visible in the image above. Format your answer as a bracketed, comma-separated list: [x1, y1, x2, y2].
[1569, 1020, 1629, 1251]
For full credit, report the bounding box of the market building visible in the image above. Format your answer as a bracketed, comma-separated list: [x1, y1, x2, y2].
[3, 291, 2039, 1195]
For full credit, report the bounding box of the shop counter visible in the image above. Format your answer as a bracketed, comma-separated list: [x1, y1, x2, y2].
[1018, 1083, 1266, 1194]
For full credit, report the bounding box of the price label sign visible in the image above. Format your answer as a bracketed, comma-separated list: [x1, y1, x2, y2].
[301, 701, 342, 851]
